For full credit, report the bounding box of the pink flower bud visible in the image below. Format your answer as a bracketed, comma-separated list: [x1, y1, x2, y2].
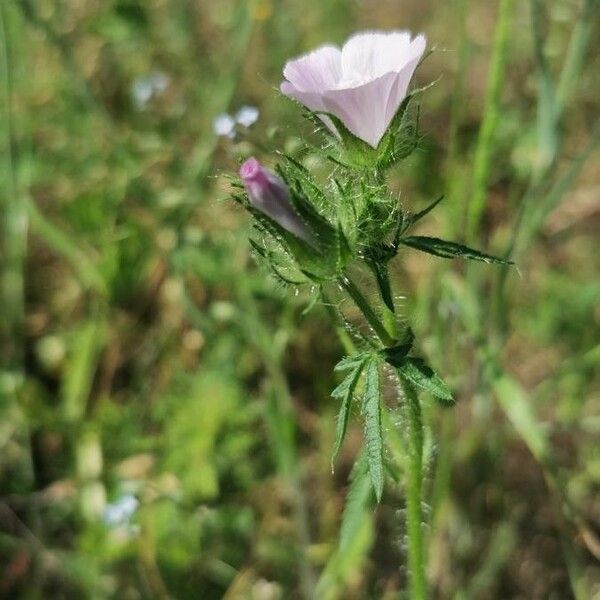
[239, 158, 313, 243]
[281, 31, 426, 148]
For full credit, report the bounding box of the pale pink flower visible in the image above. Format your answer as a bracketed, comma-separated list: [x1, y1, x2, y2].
[281, 31, 426, 148]
[239, 158, 312, 243]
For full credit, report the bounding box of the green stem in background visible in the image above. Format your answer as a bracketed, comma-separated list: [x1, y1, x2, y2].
[340, 275, 395, 347]
[466, 0, 514, 243]
[399, 376, 426, 600]
[491, 1, 598, 332]
[235, 274, 317, 599]
[530, 0, 559, 182]
[0, 1, 26, 373]
[555, 0, 595, 115]
[445, 0, 471, 239]
[263, 358, 317, 600]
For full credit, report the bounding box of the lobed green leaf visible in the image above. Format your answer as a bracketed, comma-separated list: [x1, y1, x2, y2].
[331, 355, 368, 465]
[361, 359, 384, 501]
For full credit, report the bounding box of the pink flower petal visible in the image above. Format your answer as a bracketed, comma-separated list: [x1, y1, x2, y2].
[340, 31, 413, 84]
[323, 71, 399, 148]
[280, 31, 427, 148]
[282, 45, 342, 93]
[382, 49, 426, 127]
[239, 158, 313, 243]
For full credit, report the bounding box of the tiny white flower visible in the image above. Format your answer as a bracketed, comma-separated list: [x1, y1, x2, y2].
[149, 72, 169, 93]
[132, 71, 170, 108]
[235, 105, 260, 127]
[103, 494, 139, 527]
[132, 80, 154, 106]
[213, 113, 236, 138]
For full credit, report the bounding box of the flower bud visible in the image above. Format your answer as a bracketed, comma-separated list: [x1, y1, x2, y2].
[239, 157, 313, 243]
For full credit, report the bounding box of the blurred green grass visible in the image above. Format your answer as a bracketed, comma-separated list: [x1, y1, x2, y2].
[0, 0, 598, 598]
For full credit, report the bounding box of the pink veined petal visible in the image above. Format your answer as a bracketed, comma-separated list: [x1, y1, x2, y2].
[322, 71, 399, 148]
[340, 31, 413, 84]
[282, 45, 342, 93]
[382, 49, 426, 126]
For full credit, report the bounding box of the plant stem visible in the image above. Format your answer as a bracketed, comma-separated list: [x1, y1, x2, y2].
[466, 0, 514, 243]
[368, 261, 399, 340]
[398, 376, 427, 600]
[340, 275, 395, 347]
[555, 0, 595, 116]
[0, 0, 26, 372]
[342, 266, 426, 597]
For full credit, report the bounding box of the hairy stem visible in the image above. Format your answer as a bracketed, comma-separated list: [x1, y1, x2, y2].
[342, 265, 427, 597]
[399, 376, 427, 600]
[340, 275, 395, 347]
[368, 261, 399, 340]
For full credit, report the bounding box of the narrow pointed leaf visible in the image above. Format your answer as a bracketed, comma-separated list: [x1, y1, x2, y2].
[334, 352, 371, 373]
[301, 291, 320, 316]
[400, 236, 513, 265]
[278, 152, 330, 208]
[338, 453, 374, 550]
[402, 195, 445, 232]
[361, 359, 384, 501]
[248, 238, 268, 258]
[331, 356, 367, 464]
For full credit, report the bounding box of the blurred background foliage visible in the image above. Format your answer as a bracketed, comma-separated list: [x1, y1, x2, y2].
[0, 0, 598, 598]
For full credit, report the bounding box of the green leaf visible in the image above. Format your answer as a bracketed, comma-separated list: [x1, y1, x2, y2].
[331, 356, 368, 465]
[61, 320, 105, 422]
[335, 223, 352, 273]
[315, 111, 375, 156]
[284, 179, 336, 248]
[400, 236, 514, 265]
[338, 453, 374, 550]
[248, 238, 267, 259]
[315, 453, 375, 598]
[401, 195, 445, 233]
[361, 359, 384, 501]
[397, 357, 454, 405]
[334, 352, 371, 373]
[301, 291, 320, 316]
[246, 201, 330, 283]
[376, 94, 418, 168]
[383, 93, 414, 141]
[248, 238, 310, 286]
[278, 152, 330, 209]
